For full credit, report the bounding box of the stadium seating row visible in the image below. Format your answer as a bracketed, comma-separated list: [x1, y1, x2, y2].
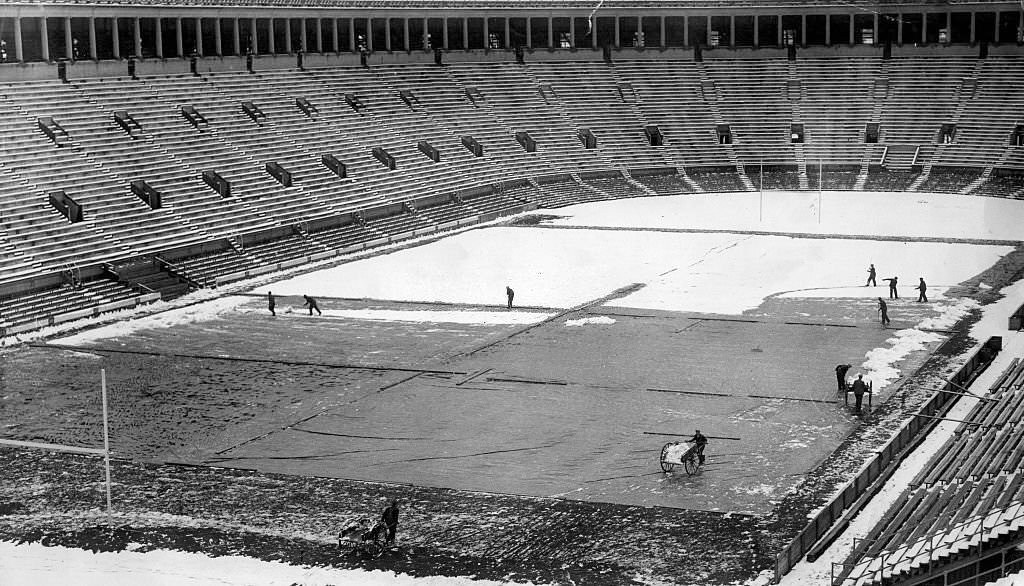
[843, 358, 1024, 585]
[1, 56, 1021, 297]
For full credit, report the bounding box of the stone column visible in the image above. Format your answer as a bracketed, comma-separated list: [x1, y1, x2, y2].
[825, 14, 830, 45]
[526, 17, 531, 47]
[897, 13, 903, 45]
[463, 19, 469, 49]
[214, 18, 222, 56]
[65, 17, 73, 60]
[176, 18, 184, 57]
[250, 17, 257, 54]
[14, 17, 24, 61]
[778, 14, 784, 46]
[660, 16, 666, 47]
[731, 16, 736, 47]
[112, 17, 120, 59]
[801, 14, 807, 46]
[945, 12, 951, 44]
[547, 17, 553, 48]
[482, 18, 488, 48]
[753, 15, 758, 47]
[233, 18, 240, 55]
[349, 19, 355, 52]
[316, 18, 322, 52]
[970, 11, 976, 43]
[332, 19, 339, 53]
[268, 19, 275, 54]
[683, 15, 689, 47]
[300, 18, 308, 52]
[849, 14, 854, 46]
[569, 17, 575, 48]
[385, 18, 391, 51]
[40, 17, 49, 61]
[614, 16, 620, 47]
[285, 19, 292, 52]
[872, 13, 878, 45]
[89, 17, 98, 60]
[708, 15, 713, 46]
[155, 18, 163, 57]
[504, 17, 510, 49]
[195, 17, 202, 55]
[993, 11, 1000, 44]
[921, 12, 927, 44]
[134, 17, 142, 57]
[443, 17, 449, 49]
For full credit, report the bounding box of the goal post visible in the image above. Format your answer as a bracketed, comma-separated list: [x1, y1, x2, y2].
[0, 368, 113, 514]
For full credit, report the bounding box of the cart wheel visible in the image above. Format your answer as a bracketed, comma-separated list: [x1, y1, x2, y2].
[365, 540, 385, 559]
[683, 454, 699, 476]
[660, 443, 676, 473]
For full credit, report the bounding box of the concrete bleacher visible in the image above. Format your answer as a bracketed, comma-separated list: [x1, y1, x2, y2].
[0, 278, 158, 336]
[2, 53, 1022, 331]
[844, 358, 1024, 586]
[612, 60, 734, 168]
[702, 58, 795, 167]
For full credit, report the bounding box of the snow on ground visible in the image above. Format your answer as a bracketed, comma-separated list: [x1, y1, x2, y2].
[0, 540, 534, 586]
[564, 316, 616, 326]
[544, 191, 1024, 241]
[239, 306, 554, 326]
[54, 296, 249, 346]
[255, 227, 1010, 317]
[771, 278, 1024, 586]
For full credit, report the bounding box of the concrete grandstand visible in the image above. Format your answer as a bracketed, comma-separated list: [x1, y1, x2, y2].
[1, 1, 1024, 585]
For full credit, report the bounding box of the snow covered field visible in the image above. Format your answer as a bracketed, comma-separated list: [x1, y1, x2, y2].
[0, 540, 530, 586]
[13, 191, 1024, 586]
[543, 190, 1024, 242]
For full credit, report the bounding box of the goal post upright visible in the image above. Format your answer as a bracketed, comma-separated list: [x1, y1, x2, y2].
[101, 368, 112, 514]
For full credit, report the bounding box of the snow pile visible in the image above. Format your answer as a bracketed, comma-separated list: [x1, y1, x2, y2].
[662, 442, 693, 464]
[860, 328, 945, 390]
[916, 298, 980, 331]
[564, 316, 616, 327]
[0, 540, 540, 586]
[54, 296, 248, 345]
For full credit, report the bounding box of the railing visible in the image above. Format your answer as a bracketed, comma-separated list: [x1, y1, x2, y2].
[154, 255, 212, 290]
[773, 336, 1003, 583]
[836, 499, 1024, 586]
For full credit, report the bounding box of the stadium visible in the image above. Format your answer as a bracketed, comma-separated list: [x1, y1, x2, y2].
[1, 0, 1024, 585]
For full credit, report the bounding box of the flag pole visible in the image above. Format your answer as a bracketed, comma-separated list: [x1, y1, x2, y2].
[101, 368, 112, 515]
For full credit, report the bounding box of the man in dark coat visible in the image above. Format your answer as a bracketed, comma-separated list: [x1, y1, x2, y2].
[835, 364, 852, 395]
[866, 264, 876, 287]
[692, 429, 708, 465]
[877, 298, 890, 327]
[267, 291, 276, 316]
[381, 500, 400, 545]
[916, 278, 928, 303]
[506, 286, 514, 309]
[851, 374, 868, 413]
[883, 276, 899, 299]
[303, 294, 322, 316]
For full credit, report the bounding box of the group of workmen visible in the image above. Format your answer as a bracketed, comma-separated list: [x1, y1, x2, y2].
[866, 264, 929, 328]
[265, 292, 321, 316]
